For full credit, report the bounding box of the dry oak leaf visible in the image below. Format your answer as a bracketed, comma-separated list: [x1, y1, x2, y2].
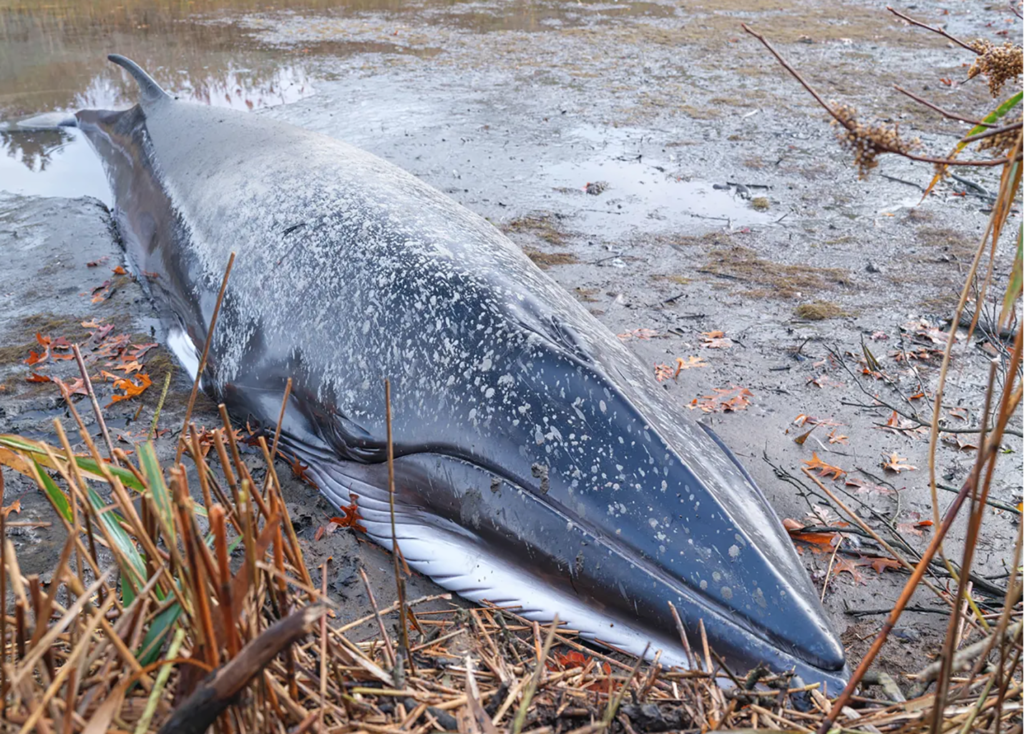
[804, 452, 847, 480]
[833, 557, 865, 584]
[882, 452, 917, 473]
[865, 556, 901, 574]
[700, 330, 733, 349]
[108, 372, 153, 405]
[897, 518, 933, 537]
[689, 385, 752, 413]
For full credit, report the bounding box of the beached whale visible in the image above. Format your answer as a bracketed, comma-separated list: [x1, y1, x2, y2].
[74, 55, 847, 687]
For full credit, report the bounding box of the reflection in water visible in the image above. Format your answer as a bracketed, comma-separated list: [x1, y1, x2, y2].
[0, 0, 676, 196]
[1, 129, 72, 172]
[0, 127, 111, 203]
[0, 0, 317, 191]
[0, 0, 323, 119]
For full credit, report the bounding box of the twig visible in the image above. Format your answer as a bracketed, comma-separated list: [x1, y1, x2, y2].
[385, 378, 413, 674]
[914, 621, 1023, 688]
[815, 406, 1019, 734]
[158, 605, 325, 734]
[880, 173, 926, 191]
[886, 6, 980, 53]
[175, 251, 235, 465]
[741, 24, 1016, 168]
[962, 121, 1023, 144]
[148, 370, 173, 441]
[893, 86, 987, 127]
[821, 536, 844, 603]
[71, 345, 118, 466]
[512, 617, 558, 734]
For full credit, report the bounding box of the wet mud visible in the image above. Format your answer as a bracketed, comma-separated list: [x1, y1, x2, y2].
[0, 0, 1020, 683]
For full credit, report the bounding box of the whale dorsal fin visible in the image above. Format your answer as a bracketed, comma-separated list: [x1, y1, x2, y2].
[107, 54, 170, 107]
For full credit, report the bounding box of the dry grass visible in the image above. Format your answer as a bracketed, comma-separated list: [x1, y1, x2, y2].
[701, 245, 854, 298]
[0, 379, 1018, 732]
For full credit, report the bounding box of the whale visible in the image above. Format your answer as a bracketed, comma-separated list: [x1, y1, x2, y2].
[71, 54, 848, 688]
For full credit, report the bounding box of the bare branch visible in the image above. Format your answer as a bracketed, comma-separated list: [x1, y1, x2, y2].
[741, 24, 1019, 169]
[962, 121, 1023, 144]
[887, 6, 980, 54]
[894, 85, 988, 127]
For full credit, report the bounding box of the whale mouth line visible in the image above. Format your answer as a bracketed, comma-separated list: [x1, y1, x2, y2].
[282, 437, 846, 682]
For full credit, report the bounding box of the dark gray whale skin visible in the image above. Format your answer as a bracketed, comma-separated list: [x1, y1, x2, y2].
[76, 55, 848, 688]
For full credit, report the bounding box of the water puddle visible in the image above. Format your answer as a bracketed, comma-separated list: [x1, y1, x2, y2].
[0, 127, 111, 203]
[1, 0, 319, 201]
[544, 126, 772, 237]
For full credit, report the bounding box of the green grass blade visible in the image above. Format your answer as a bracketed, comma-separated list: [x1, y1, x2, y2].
[138, 441, 175, 546]
[86, 486, 146, 600]
[1002, 224, 1023, 328]
[957, 92, 1023, 155]
[74, 457, 145, 491]
[924, 92, 1023, 197]
[136, 602, 182, 667]
[0, 436, 144, 490]
[32, 458, 72, 523]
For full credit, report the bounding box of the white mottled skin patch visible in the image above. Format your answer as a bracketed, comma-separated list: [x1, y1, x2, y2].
[85, 90, 846, 685]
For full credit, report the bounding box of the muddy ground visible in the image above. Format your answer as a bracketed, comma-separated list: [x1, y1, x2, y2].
[0, 0, 1021, 690]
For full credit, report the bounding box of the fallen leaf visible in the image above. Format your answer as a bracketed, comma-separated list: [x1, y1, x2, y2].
[947, 407, 969, 422]
[328, 499, 366, 533]
[833, 557, 865, 584]
[895, 513, 932, 537]
[805, 504, 842, 527]
[288, 456, 318, 488]
[827, 430, 848, 444]
[793, 425, 817, 445]
[879, 410, 923, 436]
[675, 355, 707, 371]
[26, 373, 51, 383]
[848, 477, 895, 497]
[804, 452, 847, 480]
[654, 364, 676, 382]
[700, 330, 733, 349]
[617, 328, 659, 340]
[942, 434, 978, 451]
[866, 557, 902, 574]
[112, 265, 127, 275]
[689, 385, 752, 413]
[783, 518, 805, 532]
[882, 452, 917, 473]
[1, 499, 21, 518]
[806, 374, 843, 388]
[63, 378, 88, 396]
[107, 372, 153, 405]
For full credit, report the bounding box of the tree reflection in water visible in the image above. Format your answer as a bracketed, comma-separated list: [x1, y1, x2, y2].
[0, 129, 72, 173]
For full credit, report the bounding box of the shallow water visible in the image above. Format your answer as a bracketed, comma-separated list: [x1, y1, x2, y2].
[0, 0, 680, 202]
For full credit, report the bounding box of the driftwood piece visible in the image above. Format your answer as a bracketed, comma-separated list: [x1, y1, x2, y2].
[158, 604, 325, 734]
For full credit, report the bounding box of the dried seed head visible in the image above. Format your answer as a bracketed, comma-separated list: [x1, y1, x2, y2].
[977, 114, 1023, 156]
[968, 40, 1023, 98]
[830, 103, 921, 179]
